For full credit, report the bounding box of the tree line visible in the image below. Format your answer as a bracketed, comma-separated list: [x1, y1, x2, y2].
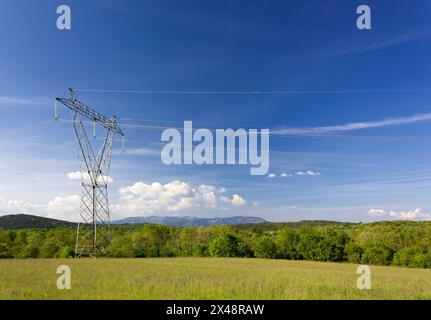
[0, 221, 430, 268]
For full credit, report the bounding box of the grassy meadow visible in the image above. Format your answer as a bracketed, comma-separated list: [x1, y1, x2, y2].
[0, 257, 430, 299]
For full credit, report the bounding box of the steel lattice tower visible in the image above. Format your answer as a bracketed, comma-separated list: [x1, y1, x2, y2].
[56, 88, 124, 258]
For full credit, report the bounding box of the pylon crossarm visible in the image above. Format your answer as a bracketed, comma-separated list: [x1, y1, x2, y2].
[56, 88, 123, 136]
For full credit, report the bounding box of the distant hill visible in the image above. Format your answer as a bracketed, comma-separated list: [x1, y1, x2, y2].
[111, 216, 267, 227]
[0, 214, 266, 230]
[0, 214, 349, 230]
[234, 220, 353, 231]
[0, 214, 75, 230]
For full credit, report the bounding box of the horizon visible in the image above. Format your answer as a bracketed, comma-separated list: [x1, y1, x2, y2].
[1, 212, 422, 225]
[1, 0, 431, 223]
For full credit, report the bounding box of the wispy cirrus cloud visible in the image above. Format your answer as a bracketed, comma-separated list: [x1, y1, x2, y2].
[308, 28, 431, 59]
[0, 96, 50, 106]
[273, 112, 431, 135]
[120, 147, 159, 156]
[267, 171, 318, 178]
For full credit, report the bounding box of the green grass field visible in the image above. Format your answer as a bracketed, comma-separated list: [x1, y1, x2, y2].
[0, 258, 430, 299]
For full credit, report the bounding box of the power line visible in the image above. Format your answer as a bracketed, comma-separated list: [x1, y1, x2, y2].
[57, 118, 431, 143]
[116, 117, 431, 142]
[112, 137, 391, 160]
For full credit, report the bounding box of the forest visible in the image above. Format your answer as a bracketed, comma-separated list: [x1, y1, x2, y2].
[0, 220, 430, 269]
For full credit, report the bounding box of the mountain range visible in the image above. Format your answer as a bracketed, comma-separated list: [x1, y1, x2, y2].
[111, 215, 266, 227]
[0, 214, 266, 230]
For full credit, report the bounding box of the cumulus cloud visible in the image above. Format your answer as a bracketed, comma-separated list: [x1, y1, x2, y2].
[367, 208, 431, 221]
[232, 194, 246, 207]
[67, 171, 113, 184]
[0, 179, 248, 220]
[0, 194, 79, 222]
[367, 208, 387, 217]
[267, 173, 277, 178]
[0, 197, 43, 214]
[46, 194, 80, 221]
[280, 173, 291, 178]
[113, 180, 247, 216]
[295, 170, 320, 176]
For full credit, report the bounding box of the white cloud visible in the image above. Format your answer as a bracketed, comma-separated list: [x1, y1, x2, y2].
[367, 208, 387, 217]
[268, 171, 319, 178]
[67, 171, 113, 184]
[67, 171, 83, 181]
[389, 208, 431, 221]
[0, 179, 248, 220]
[46, 194, 80, 221]
[0, 194, 79, 222]
[232, 194, 246, 207]
[367, 208, 431, 221]
[0, 197, 43, 214]
[273, 112, 431, 135]
[114, 180, 247, 216]
[295, 170, 320, 176]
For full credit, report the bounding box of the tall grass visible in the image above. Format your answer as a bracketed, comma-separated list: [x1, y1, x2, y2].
[0, 258, 430, 299]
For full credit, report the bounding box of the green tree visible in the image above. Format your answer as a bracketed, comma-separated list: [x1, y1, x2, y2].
[111, 234, 134, 257]
[55, 245, 74, 258]
[361, 246, 394, 265]
[40, 239, 59, 258]
[179, 227, 198, 256]
[319, 227, 349, 261]
[253, 237, 277, 259]
[296, 227, 325, 261]
[345, 242, 363, 263]
[209, 232, 240, 257]
[276, 227, 301, 259]
[19, 244, 40, 258]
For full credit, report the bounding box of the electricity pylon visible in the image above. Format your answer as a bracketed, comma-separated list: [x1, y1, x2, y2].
[56, 88, 124, 258]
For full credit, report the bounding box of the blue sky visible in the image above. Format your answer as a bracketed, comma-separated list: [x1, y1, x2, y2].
[1, 0, 431, 222]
